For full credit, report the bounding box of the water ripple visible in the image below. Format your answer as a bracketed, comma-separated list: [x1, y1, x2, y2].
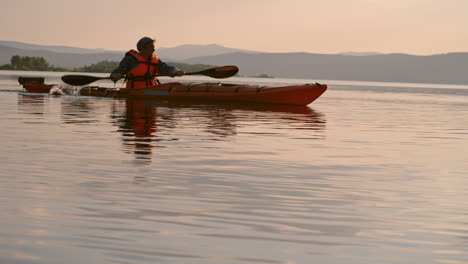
[1, 78, 468, 264]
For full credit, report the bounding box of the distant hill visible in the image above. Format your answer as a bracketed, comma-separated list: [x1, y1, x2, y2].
[2, 40, 468, 84]
[0, 45, 123, 68]
[0, 40, 121, 54]
[157, 44, 259, 61]
[0, 40, 259, 62]
[183, 52, 468, 85]
[337, 52, 385, 56]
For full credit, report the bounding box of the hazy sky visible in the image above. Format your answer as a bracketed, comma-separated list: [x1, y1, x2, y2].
[2, 0, 467, 55]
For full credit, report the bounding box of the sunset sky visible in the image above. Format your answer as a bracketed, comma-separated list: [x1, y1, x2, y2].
[2, 0, 467, 55]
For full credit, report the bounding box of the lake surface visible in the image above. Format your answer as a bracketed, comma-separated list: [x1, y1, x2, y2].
[1, 71, 467, 264]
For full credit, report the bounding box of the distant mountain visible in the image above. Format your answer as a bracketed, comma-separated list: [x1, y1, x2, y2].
[2, 40, 468, 84]
[183, 52, 468, 85]
[157, 44, 260, 61]
[0, 40, 259, 66]
[0, 45, 123, 68]
[0, 40, 121, 54]
[337, 52, 385, 56]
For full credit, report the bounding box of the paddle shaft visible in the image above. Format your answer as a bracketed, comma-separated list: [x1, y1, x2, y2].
[61, 65, 238, 86]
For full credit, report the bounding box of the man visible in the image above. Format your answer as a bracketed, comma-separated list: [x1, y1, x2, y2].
[110, 37, 184, 88]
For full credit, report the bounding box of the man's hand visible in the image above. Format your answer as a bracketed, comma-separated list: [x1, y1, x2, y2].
[171, 70, 185, 78]
[110, 73, 122, 82]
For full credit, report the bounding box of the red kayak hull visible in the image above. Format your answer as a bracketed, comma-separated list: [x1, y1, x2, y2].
[20, 81, 54, 93]
[20, 81, 327, 106]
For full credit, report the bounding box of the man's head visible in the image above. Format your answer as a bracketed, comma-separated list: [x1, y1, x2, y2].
[137, 37, 155, 52]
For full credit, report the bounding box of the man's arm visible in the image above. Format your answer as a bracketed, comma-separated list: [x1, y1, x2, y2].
[110, 56, 136, 82]
[159, 59, 185, 77]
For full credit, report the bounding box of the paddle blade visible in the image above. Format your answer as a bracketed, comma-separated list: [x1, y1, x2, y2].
[196, 66, 239, 79]
[61, 75, 109, 86]
[18, 77, 44, 85]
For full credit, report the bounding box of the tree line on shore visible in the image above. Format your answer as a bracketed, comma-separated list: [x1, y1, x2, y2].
[0, 55, 216, 73]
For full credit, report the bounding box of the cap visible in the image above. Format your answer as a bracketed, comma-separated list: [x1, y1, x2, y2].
[136, 37, 154, 51]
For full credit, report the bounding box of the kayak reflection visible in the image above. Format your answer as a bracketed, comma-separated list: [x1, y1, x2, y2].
[116, 99, 160, 161]
[17, 94, 326, 163]
[112, 100, 326, 162]
[17, 94, 47, 115]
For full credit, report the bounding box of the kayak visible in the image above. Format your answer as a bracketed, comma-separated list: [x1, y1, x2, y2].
[18, 77, 327, 106]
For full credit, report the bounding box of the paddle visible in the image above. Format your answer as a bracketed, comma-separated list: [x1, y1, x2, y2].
[61, 65, 239, 86]
[61, 75, 110, 86]
[184, 65, 239, 78]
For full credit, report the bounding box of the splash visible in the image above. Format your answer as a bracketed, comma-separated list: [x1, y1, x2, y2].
[49, 83, 83, 95]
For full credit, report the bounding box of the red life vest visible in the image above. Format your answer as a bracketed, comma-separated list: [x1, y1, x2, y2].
[125, 50, 160, 88]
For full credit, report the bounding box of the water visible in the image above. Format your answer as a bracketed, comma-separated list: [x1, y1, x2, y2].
[1, 70, 467, 264]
